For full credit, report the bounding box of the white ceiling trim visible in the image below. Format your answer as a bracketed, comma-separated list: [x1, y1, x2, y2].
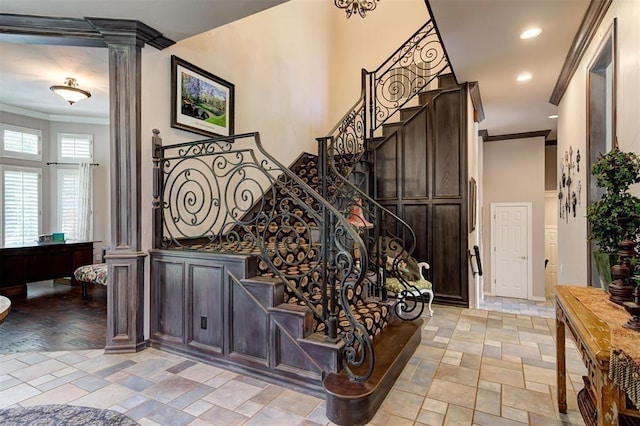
[0, 104, 109, 125]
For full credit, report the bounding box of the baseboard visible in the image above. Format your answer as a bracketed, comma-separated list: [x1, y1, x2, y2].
[483, 291, 493, 297]
[531, 296, 547, 302]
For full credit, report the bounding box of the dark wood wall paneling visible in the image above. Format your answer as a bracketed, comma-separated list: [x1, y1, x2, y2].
[374, 87, 469, 306]
[149, 250, 329, 395]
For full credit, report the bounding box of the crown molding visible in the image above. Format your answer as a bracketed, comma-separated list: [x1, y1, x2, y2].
[549, 0, 613, 105]
[469, 82, 485, 122]
[0, 13, 174, 50]
[0, 104, 109, 125]
[479, 129, 551, 142]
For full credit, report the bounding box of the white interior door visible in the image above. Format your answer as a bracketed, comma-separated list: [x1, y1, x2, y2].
[545, 226, 558, 296]
[492, 203, 531, 299]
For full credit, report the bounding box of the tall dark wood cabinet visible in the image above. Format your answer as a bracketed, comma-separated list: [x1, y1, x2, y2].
[373, 85, 469, 306]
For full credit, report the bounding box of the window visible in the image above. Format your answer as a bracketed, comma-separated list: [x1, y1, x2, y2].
[58, 133, 93, 162]
[1, 166, 42, 247]
[58, 169, 82, 241]
[56, 133, 93, 241]
[1, 124, 42, 161]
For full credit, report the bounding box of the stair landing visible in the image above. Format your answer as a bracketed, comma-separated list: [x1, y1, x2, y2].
[324, 318, 423, 425]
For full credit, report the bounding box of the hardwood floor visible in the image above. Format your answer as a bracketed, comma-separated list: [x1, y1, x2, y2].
[0, 281, 106, 353]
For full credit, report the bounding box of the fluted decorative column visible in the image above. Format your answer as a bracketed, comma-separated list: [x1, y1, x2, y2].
[89, 20, 148, 353]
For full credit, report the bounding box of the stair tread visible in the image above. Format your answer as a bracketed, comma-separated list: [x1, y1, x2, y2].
[323, 319, 423, 424]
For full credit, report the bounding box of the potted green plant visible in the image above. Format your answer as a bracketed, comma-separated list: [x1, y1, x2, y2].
[586, 146, 640, 291]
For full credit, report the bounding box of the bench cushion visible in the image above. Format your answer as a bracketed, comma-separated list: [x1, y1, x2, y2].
[74, 263, 108, 286]
[386, 277, 432, 293]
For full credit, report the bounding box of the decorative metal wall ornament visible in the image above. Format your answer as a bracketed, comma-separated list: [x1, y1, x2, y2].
[558, 145, 581, 222]
[334, 0, 379, 18]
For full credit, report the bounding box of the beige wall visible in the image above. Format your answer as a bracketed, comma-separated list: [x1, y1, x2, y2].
[467, 90, 481, 307]
[557, 0, 640, 286]
[545, 145, 557, 191]
[482, 137, 546, 299]
[327, 0, 431, 127]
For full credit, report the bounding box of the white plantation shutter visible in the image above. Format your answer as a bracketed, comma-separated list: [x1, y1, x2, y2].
[58, 169, 81, 241]
[58, 133, 93, 161]
[2, 167, 41, 246]
[1, 124, 42, 160]
[56, 133, 93, 241]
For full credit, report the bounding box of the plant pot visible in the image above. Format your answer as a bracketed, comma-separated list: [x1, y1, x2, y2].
[593, 251, 618, 291]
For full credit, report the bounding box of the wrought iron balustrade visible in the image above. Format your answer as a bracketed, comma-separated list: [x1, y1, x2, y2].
[151, 130, 374, 381]
[326, 19, 453, 179]
[318, 17, 453, 321]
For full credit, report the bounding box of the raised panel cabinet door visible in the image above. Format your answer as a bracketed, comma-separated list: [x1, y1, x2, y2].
[432, 91, 462, 199]
[374, 132, 399, 200]
[402, 109, 428, 199]
[432, 204, 466, 303]
[189, 262, 224, 352]
[404, 204, 429, 265]
[229, 278, 269, 364]
[153, 259, 185, 342]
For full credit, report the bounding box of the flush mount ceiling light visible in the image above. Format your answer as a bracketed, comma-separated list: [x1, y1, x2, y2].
[50, 77, 91, 105]
[516, 73, 532, 82]
[520, 27, 542, 39]
[334, 0, 379, 18]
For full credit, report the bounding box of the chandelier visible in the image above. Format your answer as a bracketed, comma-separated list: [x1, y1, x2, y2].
[334, 0, 379, 18]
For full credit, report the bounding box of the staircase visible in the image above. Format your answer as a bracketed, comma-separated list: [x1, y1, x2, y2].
[149, 16, 456, 426]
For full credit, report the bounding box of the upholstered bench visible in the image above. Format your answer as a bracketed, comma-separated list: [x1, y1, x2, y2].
[386, 261, 434, 317]
[74, 263, 107, 299]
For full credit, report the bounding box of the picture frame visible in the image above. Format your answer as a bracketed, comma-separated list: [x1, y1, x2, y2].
[170, 55, 235, 138]
[469, 177, 477, 232]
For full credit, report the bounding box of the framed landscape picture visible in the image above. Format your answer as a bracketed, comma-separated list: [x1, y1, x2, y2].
[171, 55, 235, 138]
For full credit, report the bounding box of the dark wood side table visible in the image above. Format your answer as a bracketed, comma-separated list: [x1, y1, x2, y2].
[556, 285, 640, 426]
[0, 241, 94, 297]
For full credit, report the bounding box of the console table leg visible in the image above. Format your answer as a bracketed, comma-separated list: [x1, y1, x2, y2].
[557, 310, 567, 413]
[596, 373, 618, 426]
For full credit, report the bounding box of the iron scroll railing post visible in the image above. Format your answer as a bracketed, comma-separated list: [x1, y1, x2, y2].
[151, 129, 163, 250]
[317, 135, 337, 341]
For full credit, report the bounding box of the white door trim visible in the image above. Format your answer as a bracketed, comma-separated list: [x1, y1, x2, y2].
[490, 202, 533, 299]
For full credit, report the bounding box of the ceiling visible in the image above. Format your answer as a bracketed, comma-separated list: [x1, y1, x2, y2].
[429, 0, 590, 140]
[0, 0, 589, 139]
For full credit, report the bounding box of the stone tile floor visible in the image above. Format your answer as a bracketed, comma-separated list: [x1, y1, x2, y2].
[479, 295, 556, 319]
[0, 301, 587, 425]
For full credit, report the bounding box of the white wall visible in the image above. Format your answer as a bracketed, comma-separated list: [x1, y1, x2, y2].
[557, 0, 640, 286]
[482, 136, 546, 299]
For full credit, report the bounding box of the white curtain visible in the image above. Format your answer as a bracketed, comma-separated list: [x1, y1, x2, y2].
[77, 162, 93, 241]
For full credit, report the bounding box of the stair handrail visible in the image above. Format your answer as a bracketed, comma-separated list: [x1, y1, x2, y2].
[152, 130, 374, 382]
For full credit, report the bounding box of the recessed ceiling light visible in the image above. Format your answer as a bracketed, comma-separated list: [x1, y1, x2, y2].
[520, 28, 542, 39]
[549, 114, 559, 119]
[517, 73, 532, 82]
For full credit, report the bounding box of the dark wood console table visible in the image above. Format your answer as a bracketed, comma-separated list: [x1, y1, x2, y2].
[0, 241, 93, 297]
[556, 285, 640, 426]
